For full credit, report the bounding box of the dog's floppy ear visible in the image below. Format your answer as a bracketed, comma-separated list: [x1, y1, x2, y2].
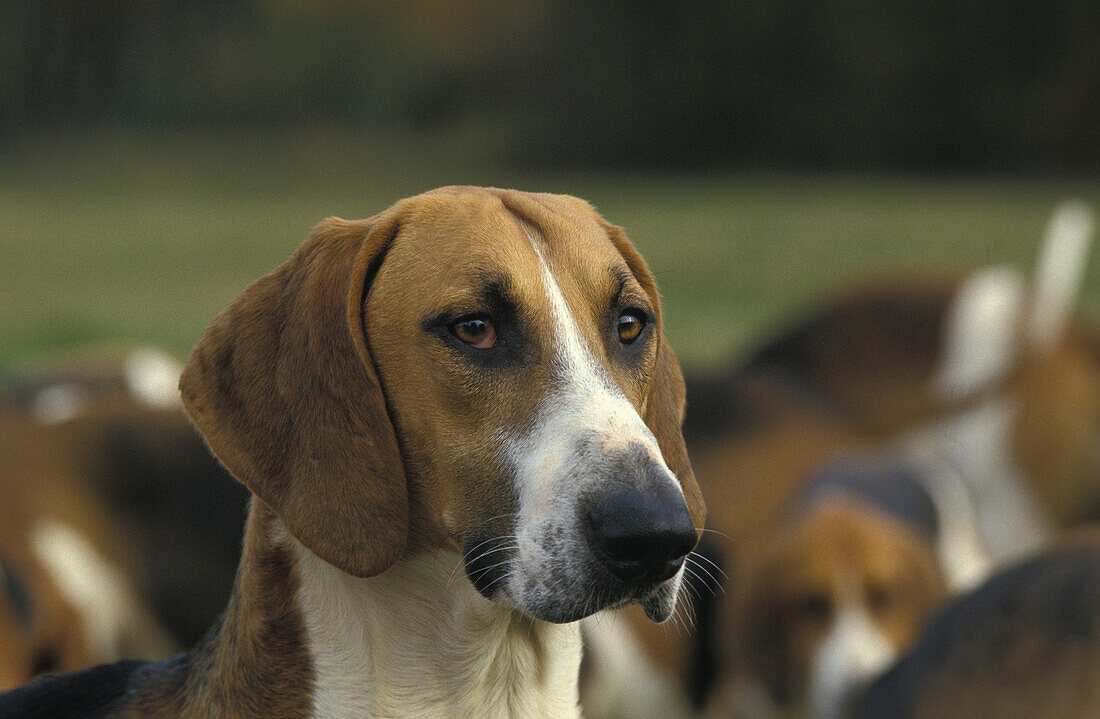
[179, 213, 407, 578]
[604, 222, 706, 530]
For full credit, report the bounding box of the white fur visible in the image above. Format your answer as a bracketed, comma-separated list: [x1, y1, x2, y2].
[903, 396, 1053, 569]
[495, 227, 686, 621]
[901, 442, 993, 592]
[1028, 201, 1096, 351]
[919, 206, 1095, 583]
[30, 383, 88, 424]
[29, 347, 181, 424]
[277, 222, 692, 717]
[932, 266, 1026, 402]
[30, 520, 129, 658]
[123, 348, 183, 409]
[808, 594, 897, 719]
[282, 526, 583, 719]
[518, 226, 672, 466]
[29, 520, 174, 660]
[579, 611, 694, 719]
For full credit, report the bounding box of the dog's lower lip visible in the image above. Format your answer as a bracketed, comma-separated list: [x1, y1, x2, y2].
[463, 535, 514, 598]
[640, 590, 671, 622]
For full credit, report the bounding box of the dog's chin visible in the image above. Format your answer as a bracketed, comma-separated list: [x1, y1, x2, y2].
[501, 572, 684, 625]
[640, 581, 680, 622]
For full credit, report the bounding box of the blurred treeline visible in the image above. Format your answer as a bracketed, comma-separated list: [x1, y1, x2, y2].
[2, 0, 1098, 171]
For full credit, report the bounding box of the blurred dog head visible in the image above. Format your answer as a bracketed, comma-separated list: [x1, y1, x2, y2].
[715, 487, 946, 719]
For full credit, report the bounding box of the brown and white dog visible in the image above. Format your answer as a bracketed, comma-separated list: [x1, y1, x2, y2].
[0, 531, 94, 691]
[0, 400, 180, 691]
[0, 186, 705, 718]
[599, 202, 1099, 718]
[858, 528, 1100, 719]
[2, 347, 248, 654]
[707, 456, 948, 719]
[4, 347, 183, 425]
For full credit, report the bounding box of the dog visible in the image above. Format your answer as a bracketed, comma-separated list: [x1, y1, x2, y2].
[0, 530, 94, 691]
[705, 454, 948, 719]
[591, 201, 1098, 717]
[0, 401, 179, 691]
[3, 346, 247, 651]
[3, 347, 183, 425]
[858, 528, 1100, 719]
[0, 186, 705, 718]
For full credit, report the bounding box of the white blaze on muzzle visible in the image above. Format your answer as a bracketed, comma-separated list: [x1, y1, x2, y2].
[808, 595, 898, 719]
[493, 227, 689, 622]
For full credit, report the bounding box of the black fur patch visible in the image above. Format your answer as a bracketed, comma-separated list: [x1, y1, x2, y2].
[857, 541, 1100, 718]
[0, 658, 153, 719]
[793, 453, 940, 540]
[0, 557, 34, 631]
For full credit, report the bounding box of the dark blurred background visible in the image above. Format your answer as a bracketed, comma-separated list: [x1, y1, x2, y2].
[3, 0, 1098, 172]
[1, 0, 1098, 371]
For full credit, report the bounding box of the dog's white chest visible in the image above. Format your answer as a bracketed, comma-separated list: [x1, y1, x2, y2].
[288, 538, 583, 719]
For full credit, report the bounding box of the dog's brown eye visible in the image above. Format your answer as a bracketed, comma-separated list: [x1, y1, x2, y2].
[452, 316, 497, 349]
[617, 311, 645, 344]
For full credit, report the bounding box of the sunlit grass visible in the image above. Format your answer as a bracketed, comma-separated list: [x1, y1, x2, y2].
[1, 129, 1098, 370]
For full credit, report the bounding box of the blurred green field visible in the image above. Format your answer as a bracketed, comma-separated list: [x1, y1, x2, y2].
[2, 130, 1098, 373]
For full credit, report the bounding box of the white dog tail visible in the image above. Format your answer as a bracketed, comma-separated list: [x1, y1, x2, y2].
[1027, 200, 1096, 352]
[933, 265, 1026, 402]
[933, 201, 1095, 403]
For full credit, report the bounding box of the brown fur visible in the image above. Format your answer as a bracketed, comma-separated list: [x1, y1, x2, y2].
[1013, 330, 1100, 526]
[0, 537, 93, 691]
[604, 221, 705, 526]
[738, 275, 962, 436]
[112, 503, 311, 718]
[717, 273, 1100, 535]
[0, 407, 139, 683]
[179, 215, 410, 579]
[59, 185, 701, 716]
[179, 187, 703, 579]
[726, 501, 946, 707]
[0, 375, 241, 667]
[625, 269, 1100, 715]
[611, 370, 869, 708]
[689, 375, 866, 549]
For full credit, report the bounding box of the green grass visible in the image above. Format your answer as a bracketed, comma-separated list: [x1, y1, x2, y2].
[2, 129, 1098, 371]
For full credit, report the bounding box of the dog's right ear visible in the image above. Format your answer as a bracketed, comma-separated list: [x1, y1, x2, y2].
[179, 213, 408, 578]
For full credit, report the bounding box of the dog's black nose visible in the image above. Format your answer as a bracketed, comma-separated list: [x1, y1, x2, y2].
[585, 483, 698, 585]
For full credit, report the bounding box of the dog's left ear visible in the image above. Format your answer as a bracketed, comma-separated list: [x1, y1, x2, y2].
[179, 212, 408, 578]
[605, 222, 706, 529]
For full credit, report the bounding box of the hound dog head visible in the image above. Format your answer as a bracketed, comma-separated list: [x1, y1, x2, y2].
[726, 499, 945, 719]
[179, 186, 705, 624]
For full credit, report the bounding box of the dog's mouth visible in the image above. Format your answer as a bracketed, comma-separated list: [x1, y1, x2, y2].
[463, 535, 516, 599]
[462, 531, 686, 624]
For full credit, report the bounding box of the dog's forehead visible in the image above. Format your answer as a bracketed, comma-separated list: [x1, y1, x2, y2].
[382, 187, 633, 307]
[789, 506, 923, 586]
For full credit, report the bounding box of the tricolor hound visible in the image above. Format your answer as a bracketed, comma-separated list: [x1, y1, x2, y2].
[0, 186, 705, 719]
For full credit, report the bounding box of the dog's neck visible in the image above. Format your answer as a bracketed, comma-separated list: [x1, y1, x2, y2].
[178, 502, 582, 719]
